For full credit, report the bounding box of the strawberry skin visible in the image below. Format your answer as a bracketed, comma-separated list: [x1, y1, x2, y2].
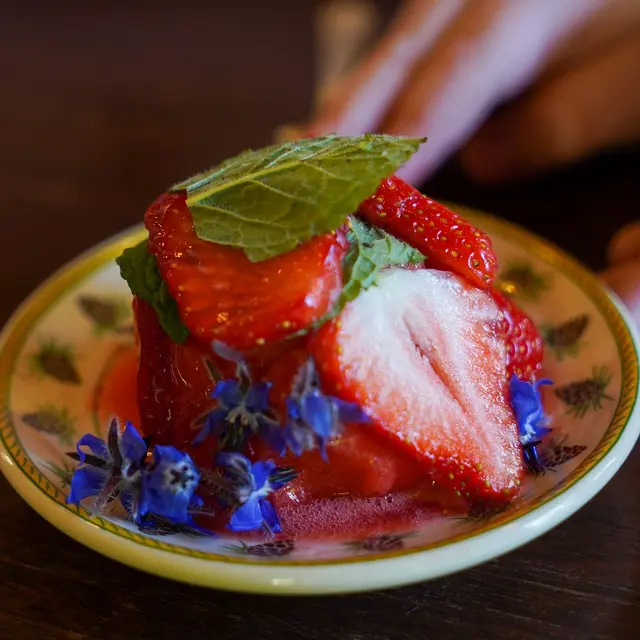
[358, 176, 498, 289]
[145, 192, 346, 351]
[134, 296, 219, 465]
[312, 267, 523, 508]
[492, 290, 544, 382]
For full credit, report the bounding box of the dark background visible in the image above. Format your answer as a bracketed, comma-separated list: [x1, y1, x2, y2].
[1, 3, 639, 639]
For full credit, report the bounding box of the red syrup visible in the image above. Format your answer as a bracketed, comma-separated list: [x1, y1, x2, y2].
[93, 298, 465, 541]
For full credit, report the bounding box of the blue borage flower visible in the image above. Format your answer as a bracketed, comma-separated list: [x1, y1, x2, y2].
[216, 451, 297, 534]
[193, 341, 284, 452]
[284, 358, 370, 459]
[65, 419, 215, 537]
[509, 375, 554, 475]
[66, 417, 148, 512]
[135, 445, 210, 536]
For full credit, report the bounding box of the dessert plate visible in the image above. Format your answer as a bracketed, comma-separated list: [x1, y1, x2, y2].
[0, 206, 638, 595]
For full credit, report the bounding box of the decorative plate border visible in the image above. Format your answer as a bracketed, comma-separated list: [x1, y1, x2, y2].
[0, 211, 638, 569]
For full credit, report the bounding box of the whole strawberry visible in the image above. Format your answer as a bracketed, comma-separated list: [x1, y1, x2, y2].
[358, 176, 499, 289]
[492, 290, 544, 382]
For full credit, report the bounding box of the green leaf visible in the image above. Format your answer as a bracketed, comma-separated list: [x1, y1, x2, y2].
[116, 241, 189, 344]
[340, 216, 424, 306]
[172, 134, 425, 262]
[289, 217, 423, 338]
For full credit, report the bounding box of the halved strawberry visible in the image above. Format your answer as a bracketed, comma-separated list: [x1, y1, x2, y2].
[492, 290, 544, 382]
[358, 176, 498, 289]
[311, 267, 523, 508]
[253, 347, 440, 502]
[145, 192, 347, 351]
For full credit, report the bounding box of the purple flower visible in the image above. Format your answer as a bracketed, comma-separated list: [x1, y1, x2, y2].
[66, 418, 148, 512]
[509, 375, 554, 475]
[138, 446, 202, 526]
[217, 452, 296, 534]
[193, 343, 284, 453]
[284, 359, 370, 459]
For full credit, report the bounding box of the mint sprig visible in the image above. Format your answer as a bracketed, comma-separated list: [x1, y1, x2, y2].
[289, 217, 424, 339]
[171, 134, 424, 262]
[116, 241, 189, 344]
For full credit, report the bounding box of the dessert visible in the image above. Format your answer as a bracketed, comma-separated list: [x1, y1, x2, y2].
[64, 135, 551, 539]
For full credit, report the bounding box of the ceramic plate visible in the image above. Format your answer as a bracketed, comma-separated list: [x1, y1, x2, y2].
[1, 207, 638, 595]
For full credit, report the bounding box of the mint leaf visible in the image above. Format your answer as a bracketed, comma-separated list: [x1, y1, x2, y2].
[340, 217, 424, 306]
[116, 241, 189, 344]
[289, 217, 423, 339]
[172, 134, 424, 262]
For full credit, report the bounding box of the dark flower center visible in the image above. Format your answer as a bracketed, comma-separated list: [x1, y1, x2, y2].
[169, 464, 196, 491]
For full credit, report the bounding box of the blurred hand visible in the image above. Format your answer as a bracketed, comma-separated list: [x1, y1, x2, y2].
[602, 222, 640, 327]
[305, 0, 640, 184]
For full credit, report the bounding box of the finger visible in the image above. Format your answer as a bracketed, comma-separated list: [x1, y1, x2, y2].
[461, 35, 640, 182]
[381, 0, 604, 182]
[608, 222, 640, 266]
[601, 261, 640, 328]
[310, 0, 467, 135]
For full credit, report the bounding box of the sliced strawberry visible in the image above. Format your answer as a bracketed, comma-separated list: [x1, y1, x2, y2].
[252, 347, 441, 502]
[311, 267, 523, 508]
[145, 192, 346, 351]
[358, 176, 498, 289]
[492, 290, 544, 382]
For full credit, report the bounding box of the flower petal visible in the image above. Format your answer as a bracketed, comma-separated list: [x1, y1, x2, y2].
[139, 446, 200, 524]
[76, 434, 109, 464]
[212, 340, 244, 363]
[228, 496, 264, 532]
[250, 460, 276, 494]
[192, 407, 228, 445]
[509, 375, 553, 443]
[217, 451, 254, 491]
[67, 466, 108, 505]
[334, 398, 370, 424]
[286, 396, 302, 421]
[119, 422, 148, 467]
[283, 420, 314, 456]
[245, 381, 272, 412]
[300, 391, 333, 440]
[189, 494, 204, 510]
[259, 499, 282, 534]
[212, 379, 243, 407]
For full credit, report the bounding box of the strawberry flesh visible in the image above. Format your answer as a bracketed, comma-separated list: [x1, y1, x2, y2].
[359, 176, 498, 289]
[311, 267, 523, 507]
[145, 192, 346, 351]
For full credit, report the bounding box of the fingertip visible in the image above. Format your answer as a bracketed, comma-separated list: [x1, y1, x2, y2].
[607, 222, 640, 266]
[600, 261, 640, 327]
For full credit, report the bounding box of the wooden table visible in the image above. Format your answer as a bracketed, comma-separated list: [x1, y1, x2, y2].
[1, 4, 639, 639]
